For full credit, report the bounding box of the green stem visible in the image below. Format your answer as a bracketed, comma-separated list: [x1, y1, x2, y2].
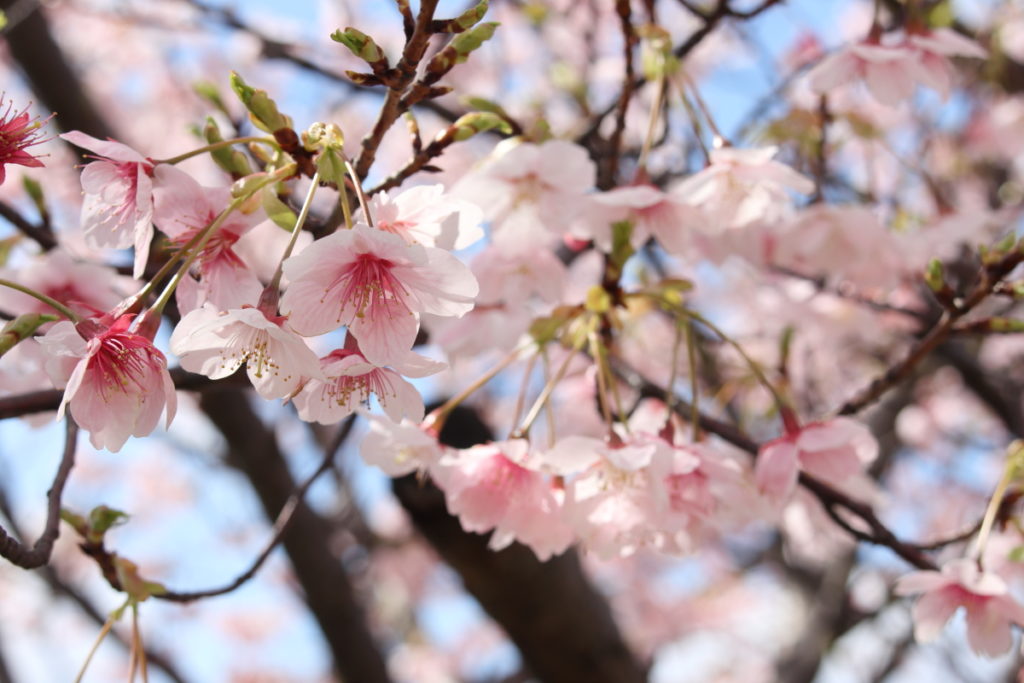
[268, 171, 320, 293]
[516, 331, 589, 437]
[972, 441, 1024, 562]
[150, 164, 297, 314]
[683, 308, 791, 422]
[0, 278, 80, 322]
[154, 136, 278, 166]
[344, 159, 373, 225]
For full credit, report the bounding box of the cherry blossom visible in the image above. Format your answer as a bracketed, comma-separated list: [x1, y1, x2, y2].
[0, 98, 50, 184]
[0, 248, 124, 325]
[61, 131, 158, 278]
[152, 165, 263, 313]
[293, 347, 443, 425]
[280, 223, 478, 367]
[453, 138, 596, 247]
[905, 28, 988, 100]
[169, 304, 322, 400]
[38, 314, 176, 452]
[359, 184, 483, 250]
[433, 439, 574, 560]
[579, 184, 701, 254]
[756, 418, 878, 504]
[359, 412, 443, 477]
[895, 558, 1024, 657]
[673, 146, 814, 234]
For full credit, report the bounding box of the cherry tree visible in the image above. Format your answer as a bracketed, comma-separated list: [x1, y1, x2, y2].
[1, 0, 1024, 681]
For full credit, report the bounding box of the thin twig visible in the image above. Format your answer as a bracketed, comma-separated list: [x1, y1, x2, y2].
[0, 200, 56, 251]
[0, 417, 77, 568]
[155, 415, 356, 602]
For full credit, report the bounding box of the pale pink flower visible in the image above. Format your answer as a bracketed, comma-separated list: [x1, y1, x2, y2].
[39, 315, 176, 452]
[453, 138, 596, 248]
[544, 433, 671, 559]
[152, 165, 263, 313]
[169, 304, 322, 400]
[293, 348, 443, 425]
[433, 439, 574, 560]
[359, 412, 442, 477]
[580, 184, 701, 253]
[906, 28, 987, 101]
[472, 243, 566, 306]
[756, 418, 878, 504]
[807, 40, 921, 106]
[0, 248, 124, 326]
[359, 184, 484, 250]
[771, 205, 905, 289]
[673, 146, 814, 232]
[280, 224, 477, 367]
[808, 30, 986, 106]
[61, 131, 157, 279]
[895, 558, 1024, 657]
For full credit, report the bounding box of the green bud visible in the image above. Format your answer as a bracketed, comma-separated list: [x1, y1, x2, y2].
[449, 112, 513, 141]
[204, 117, 252, 177]
[0, 313, 58, 358]
[449, 22, 499, 64]
[331, 27, 386, 64]
[229, 72, 292, 133]
[451, 0, 488, 31]
[924, 258, 945, 292]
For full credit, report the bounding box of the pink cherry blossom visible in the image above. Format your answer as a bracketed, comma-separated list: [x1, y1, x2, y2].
[895, 558, 1024, 657]
[771, 205, 905, 289]
[756, 418, 878, 504]
[38, 315, 176, 452]
[169, 304, 322, 400]
[453, 138, 596, 248]
[472, 243, 567, 306]
[673, 146, 814, 233]
[0, 248, 124, 326]
[152, 165, 263, 313]
[61, 131, 157, 278]
[359, 184, 483, 250]
[807, 40, 921, 107]
[581, 184, 701, 253]
[359, 412, 442, 477]
[433, 439, 574, 560]
[293, 348, 443, 425]
[0, 97, 49, 184]
[906, 28, 987, 101]
[280, 223, 477, 367]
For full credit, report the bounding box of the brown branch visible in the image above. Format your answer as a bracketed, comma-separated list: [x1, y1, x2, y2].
[197, 390, 391, 683]
[0, 200, 56, 251]
[577, 0, 782, 147]
[836, 249, 1024, 416]
[354, 0, 442, 181]
[156, 416, 355, 602]
[625, 366, 939, 570]
[600, 0, 638, 190]
[0, 418, 77, 568]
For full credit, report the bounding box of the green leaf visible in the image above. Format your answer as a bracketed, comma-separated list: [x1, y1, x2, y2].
[924, 258, 945, 292]
[609, 220, 636, 275]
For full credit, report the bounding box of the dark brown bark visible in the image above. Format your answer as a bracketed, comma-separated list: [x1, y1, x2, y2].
[393, 406, 646, 683]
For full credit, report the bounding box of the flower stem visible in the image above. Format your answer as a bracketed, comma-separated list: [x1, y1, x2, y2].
[344, 158, 372, 225]
[150, 164, 297, 315]
[0, 278, 80, 322]
[972, 440, 1024, 562]
[154, 136, 279, 166]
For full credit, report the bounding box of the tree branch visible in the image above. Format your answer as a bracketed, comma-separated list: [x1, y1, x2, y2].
[0, 418, 77, 569]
